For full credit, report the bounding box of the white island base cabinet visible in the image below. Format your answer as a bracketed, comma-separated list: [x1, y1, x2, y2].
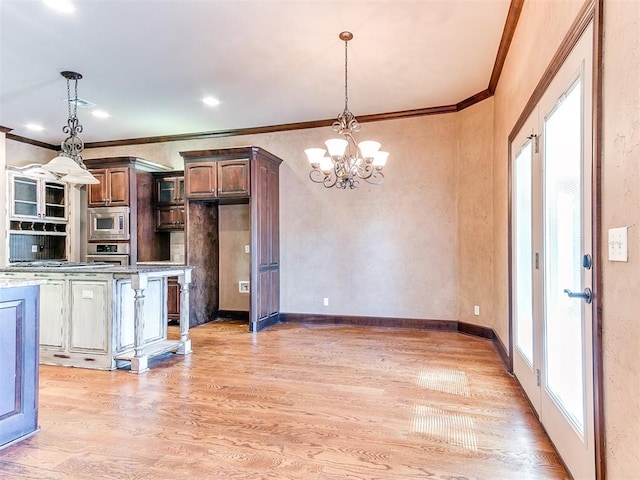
[2, 266, 193, 373]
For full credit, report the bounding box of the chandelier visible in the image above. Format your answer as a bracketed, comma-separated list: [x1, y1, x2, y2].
[42, 71, 99, 184]
[305, 31, 388, 189]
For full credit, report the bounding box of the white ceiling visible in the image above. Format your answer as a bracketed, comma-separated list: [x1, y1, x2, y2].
[0, 0, 511, 145]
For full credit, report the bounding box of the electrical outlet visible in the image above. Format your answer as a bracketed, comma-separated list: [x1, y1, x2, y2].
[238, 281, 250, 293]
[323, 297, 329, 307]
[31, 245, 38, 253]
[474, 305, 480, 316]
[244, 245, 250, 253]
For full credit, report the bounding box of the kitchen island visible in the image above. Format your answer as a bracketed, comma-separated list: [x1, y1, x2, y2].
[0, 264, 193, 374]
[0, 280, 41, 449]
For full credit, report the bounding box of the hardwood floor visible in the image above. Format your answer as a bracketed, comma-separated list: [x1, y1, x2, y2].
[0, 322, 569, 479]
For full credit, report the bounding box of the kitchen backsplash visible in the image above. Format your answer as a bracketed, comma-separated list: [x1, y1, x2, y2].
[170, 231, 185, 263]
[10, 233, 66, 262]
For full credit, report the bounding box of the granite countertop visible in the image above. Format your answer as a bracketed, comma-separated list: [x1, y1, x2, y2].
[0, 264, 193, 274]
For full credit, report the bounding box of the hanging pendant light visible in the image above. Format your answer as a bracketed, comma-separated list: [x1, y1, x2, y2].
[305, 31, 388, 189]
[42, 71, 99, 185]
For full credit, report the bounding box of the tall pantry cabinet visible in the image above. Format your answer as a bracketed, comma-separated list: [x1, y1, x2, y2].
[181, 147, 281, 332]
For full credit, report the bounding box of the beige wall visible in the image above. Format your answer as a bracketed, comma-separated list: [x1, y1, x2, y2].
[219, 204, 250, 312]
[5, 140, 54, 167]
[80, 112, 476, 320]
[601, 0, 640, 476]
[456, 99, 495, 327]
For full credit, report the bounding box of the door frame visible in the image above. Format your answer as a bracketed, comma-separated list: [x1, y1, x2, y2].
[506, 0, 604, 478]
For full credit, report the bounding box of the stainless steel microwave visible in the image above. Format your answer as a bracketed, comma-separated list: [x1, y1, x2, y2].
[88, 207, 130, 241]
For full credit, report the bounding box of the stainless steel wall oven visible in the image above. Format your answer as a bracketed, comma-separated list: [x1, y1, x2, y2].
[86, 243, 130, 265]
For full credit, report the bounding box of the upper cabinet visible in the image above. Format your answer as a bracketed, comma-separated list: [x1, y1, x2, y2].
[184, 162, 217, 199]
[87, 167, 130, 207]
[154, 172, 185, 231]
[155, 174, 184, 205]
[218, 160, 250, 198]
[184, 158, 249, 200]
[7, 167, 67, 222]
[6, 165, 69, 262]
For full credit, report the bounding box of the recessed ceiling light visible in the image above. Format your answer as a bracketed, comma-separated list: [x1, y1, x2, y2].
[26, 123, 45, 132]
[92, 109, 110, 119]
[42, 0, 76, 14]
[202, 96, 220, 107]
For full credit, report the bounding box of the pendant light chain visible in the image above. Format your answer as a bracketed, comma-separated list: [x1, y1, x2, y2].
[344, 36, 349, 114]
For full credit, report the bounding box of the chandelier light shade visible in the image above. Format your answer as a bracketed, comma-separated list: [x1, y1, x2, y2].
[305, 31, 388, 189]
[42, 71, 99, 185]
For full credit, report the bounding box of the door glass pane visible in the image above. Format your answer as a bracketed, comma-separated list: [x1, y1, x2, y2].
[543, 80, 584, 433]
[514, 141, 534, 365]
[158, 180, 175, 203]
[14, 177, 37, 202]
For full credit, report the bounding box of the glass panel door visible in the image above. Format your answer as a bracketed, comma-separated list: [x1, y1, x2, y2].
[514, 141, 534, 365]
[543, 81, 585, 433]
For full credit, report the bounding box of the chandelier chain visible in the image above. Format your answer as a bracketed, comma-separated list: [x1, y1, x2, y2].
[344, 36, 349, 114]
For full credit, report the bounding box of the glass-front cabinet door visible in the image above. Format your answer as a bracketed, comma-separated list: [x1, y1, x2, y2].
[12, 176, 38, 218]
[156, 176, 184, 205]
[8, 170, 67, 221]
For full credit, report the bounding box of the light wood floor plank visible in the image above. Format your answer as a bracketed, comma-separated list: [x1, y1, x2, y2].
[0, 321, 569, 479]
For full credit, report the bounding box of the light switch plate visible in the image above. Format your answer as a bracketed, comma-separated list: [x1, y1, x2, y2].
[608, 227, 628, 262]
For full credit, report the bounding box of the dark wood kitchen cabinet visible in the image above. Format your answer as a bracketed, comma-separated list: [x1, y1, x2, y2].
[87, 167, 130, 207]
[154, 172, 185, 231]
[184, 159, 249, 200]
[167, 277, 180, 322]
[180, 147, 281, 332]
[185, 162, 217, 199]
[156, 205, 185, 230]
[155, 173, 184, 205]
[218, 160, 250, 198]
